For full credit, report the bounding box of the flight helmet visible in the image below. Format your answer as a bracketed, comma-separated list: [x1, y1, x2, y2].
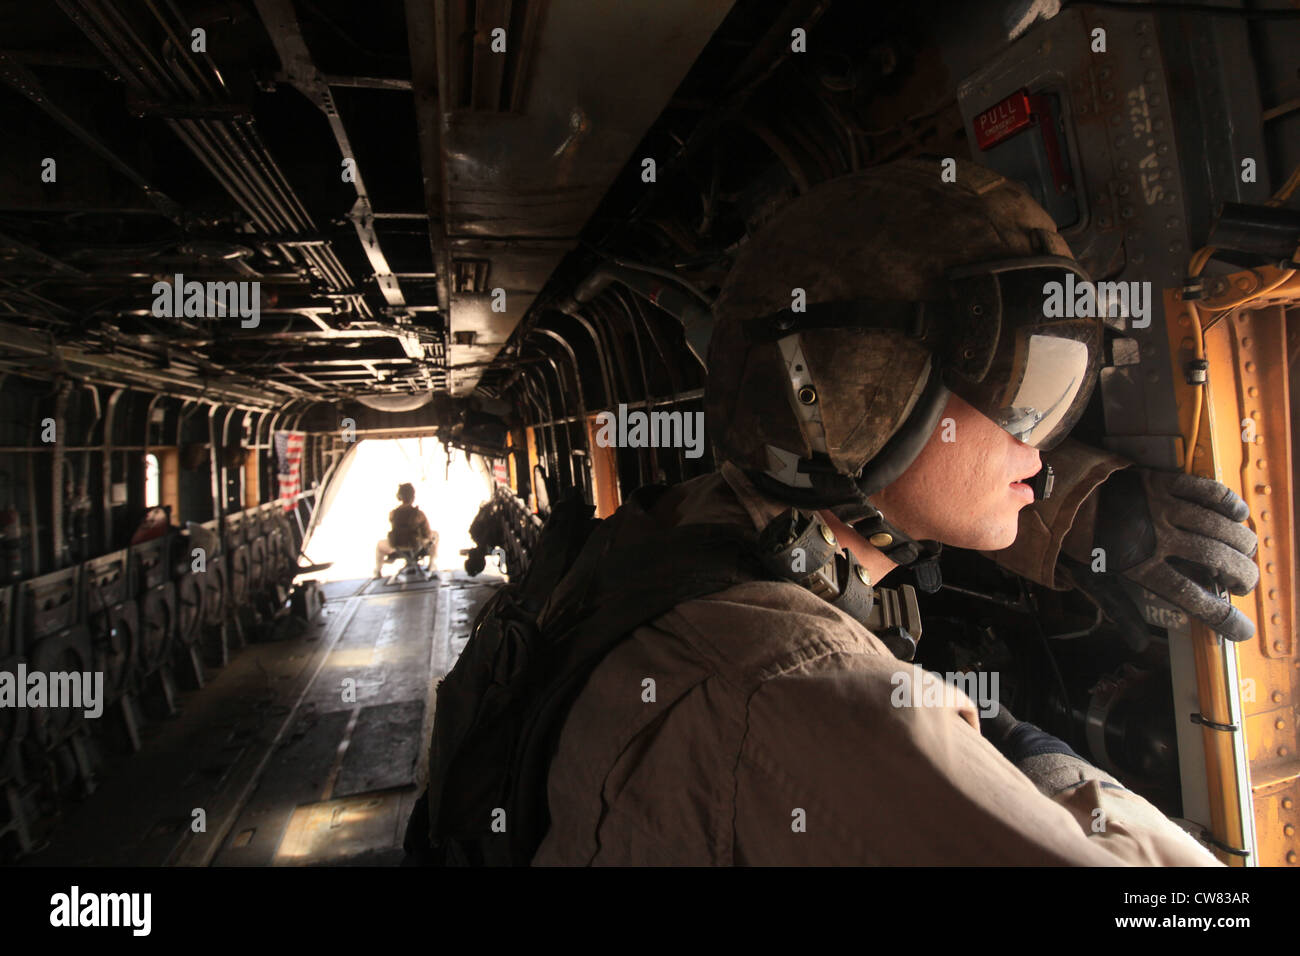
[705, 157, 1107, 567]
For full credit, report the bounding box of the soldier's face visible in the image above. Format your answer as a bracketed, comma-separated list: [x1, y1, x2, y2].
[872, 393, 1042, 551]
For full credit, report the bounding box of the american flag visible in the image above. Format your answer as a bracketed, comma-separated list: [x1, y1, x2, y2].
[275, 431, 305, 511]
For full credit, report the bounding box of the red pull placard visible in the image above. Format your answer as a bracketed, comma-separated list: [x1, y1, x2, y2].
[974, 88, 1034, 151]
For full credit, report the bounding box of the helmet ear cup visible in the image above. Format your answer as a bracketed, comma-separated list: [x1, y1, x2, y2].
[854, 366, 950, 497]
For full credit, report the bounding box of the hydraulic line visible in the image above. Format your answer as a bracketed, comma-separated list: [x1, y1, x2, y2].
[1182, 161, 1300, 473]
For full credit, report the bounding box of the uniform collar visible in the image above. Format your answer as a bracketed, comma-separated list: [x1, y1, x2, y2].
[719, 460, 794, 533]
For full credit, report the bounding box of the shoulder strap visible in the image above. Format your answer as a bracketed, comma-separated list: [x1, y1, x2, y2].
[414, 484, 772, 865]
[509, 514, 765, 862]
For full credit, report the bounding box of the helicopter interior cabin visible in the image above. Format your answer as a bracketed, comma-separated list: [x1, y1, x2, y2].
[0, 0, 1297, 871]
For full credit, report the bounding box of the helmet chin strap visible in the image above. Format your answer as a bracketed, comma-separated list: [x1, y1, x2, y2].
[748, 466, 944, 591]
[755, 508, 923, 660]
[824, 490, 943, 593]
[843, 504, 943, 593]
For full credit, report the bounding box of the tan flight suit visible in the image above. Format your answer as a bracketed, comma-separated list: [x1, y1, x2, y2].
[532, 441, 1222, 866]
[389, 504, 434, 549]
[375, 503, 437, 575]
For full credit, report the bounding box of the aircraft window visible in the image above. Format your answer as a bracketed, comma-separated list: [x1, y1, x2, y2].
[144, 453, 160, 508]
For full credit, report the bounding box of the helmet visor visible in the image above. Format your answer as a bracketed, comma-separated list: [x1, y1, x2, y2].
[940, 258, 1105, 450]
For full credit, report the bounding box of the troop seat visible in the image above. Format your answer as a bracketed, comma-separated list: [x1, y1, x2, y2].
[382, 545, 434, 585]
[83, 549, 128, 614]
[135, 580, 177, 701]
[82, 551, 138, 711]
[129, 533, 178, 680]
[222, 513, 251, 606]
[255, 503, 277, 538]
[241, 505, 270, 594]
[0, 583, 30, 851]
[248, 535, 268, 593]
[24, 622, 94, 757]
[172, 572, 205, 687]
[129, 532, 174, 591]
[0, 585, 25, 786]
[241, 507, 261, 546]
[0, 583, 13, 660]
[19, 566, 79, 639]
[198, 520, 232, 667]
[18, 567, 95, 793]
[262, 505, 296, 580]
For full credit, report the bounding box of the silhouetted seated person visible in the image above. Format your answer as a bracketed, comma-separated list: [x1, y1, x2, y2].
[374, 483, 438, 579]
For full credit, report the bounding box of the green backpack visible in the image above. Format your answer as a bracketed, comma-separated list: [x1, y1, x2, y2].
[403, 485, 766, 865]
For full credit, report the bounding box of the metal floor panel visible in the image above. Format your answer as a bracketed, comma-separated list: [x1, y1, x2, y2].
[210, 587, 440, 867]
[271, 792, 411, 867]
[210, 573, 504, 867]
[333, 700, 426, 799]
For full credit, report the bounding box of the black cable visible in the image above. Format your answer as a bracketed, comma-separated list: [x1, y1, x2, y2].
[1063, 0, 1300, 18]
[1022, 580, 1076, 741]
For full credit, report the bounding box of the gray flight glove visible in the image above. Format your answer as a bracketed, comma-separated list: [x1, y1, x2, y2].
[1063, 467, 1259, 643]
[980, 703, 1126, 800]
[979, 704, 1082, 763]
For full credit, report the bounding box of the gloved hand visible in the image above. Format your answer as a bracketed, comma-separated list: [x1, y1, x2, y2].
[1066, 467, 1259, 642]
[978, 703, 1082, 764]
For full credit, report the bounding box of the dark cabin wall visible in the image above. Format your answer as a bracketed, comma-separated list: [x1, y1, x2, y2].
[0, 374, 324, 578]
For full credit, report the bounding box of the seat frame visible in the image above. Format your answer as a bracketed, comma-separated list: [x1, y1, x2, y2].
[381, 546, 434, 586]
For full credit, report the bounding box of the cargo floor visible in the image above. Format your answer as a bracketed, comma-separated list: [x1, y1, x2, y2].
[20, 570, 503, 866]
